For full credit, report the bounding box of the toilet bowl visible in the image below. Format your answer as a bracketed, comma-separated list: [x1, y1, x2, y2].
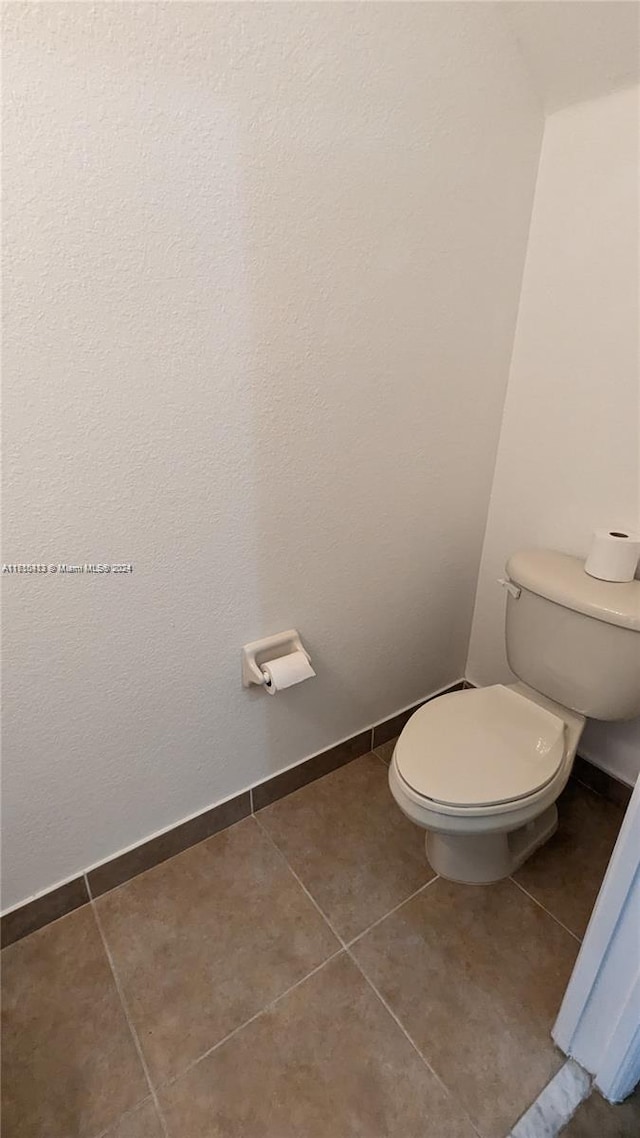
[389, 682, 585, 883]
[388, 548, 640, 884]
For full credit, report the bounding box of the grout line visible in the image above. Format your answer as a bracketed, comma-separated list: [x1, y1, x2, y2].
[251, 812, 484, 1123]
[346, 948, 484, 1138]
[252, 811, 348, 946]
[254, 810, 442, 952]
[160, 947, 345, 1088]
[345, 954, 444, 1082]
[90, 901, 172, 1138]
[92, 1095, 155, 1138]
[372, 749, 390, 768]
[91, 813, 444, 1117]
[509, 877, 582, 944]
[344, 875, 440, 949]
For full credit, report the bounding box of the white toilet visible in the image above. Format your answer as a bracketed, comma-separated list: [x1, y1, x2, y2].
[389, 549, 640, 884]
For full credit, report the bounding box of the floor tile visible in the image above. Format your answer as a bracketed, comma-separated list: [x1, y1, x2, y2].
[514, 781, 625, 937]
[351, 877, 579, 1138]
[560, 1086, 640, 1137]
[1, 906, 148, 1138]
[95, 817, 338, 1084]
[373, 737, 397, 764]
[159, 953, 477, 1138]
[104, 1100, 165, 1138]
[257, 754, 435, 941]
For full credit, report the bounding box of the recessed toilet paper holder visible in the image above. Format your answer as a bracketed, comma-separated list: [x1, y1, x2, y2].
[242, 629, 311, 688]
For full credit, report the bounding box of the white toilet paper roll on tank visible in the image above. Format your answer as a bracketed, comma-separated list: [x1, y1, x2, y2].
[584, 529, 640, 583]
[261, 651, 316, 694]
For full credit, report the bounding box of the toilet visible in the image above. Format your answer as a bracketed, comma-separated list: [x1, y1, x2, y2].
[389, 549, 640, 884]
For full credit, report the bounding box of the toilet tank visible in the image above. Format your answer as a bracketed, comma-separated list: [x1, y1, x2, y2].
[504, 549, 640, 721]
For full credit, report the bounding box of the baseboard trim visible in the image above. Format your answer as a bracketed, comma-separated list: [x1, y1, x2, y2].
[572, 755, 633, 811]
[0, 877, 90, 950]
[1, 680, 465, 948]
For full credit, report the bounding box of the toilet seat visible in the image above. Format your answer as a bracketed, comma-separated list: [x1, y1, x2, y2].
[394, 685, 566, 809]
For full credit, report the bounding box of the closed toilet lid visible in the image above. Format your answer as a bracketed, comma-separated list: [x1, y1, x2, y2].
[395, 685, 566, 808]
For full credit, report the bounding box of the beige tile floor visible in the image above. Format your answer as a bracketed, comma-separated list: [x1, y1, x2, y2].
[1, 749, 628, 1138]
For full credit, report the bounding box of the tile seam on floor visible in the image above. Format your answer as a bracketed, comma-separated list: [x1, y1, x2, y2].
[88, 812, 442, 1111]
[254, 797, 441, 951]
[252, 810, 348, 946]
[158, 946, 346, 1089]
[343, 874, 440, 949]
[154, 816, 444, 1093]
[509, 877, 582, 944]
[89, 896, 172, 1138]
[345, 948, 485, 1138]
[92, 1095, 155, 1138]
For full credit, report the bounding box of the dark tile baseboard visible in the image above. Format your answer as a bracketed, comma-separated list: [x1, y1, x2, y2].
[1, 680, 465, 948]
[1, 877, 90, 950]
[572, 755, 633, 811]
[87, 791, 252, 899]
[252, 730, 372, 811]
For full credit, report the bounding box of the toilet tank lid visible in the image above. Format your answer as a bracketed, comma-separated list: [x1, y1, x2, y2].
[506, 549, 640, 632]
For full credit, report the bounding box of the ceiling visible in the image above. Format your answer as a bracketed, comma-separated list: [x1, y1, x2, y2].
[500, 1, 640, 113]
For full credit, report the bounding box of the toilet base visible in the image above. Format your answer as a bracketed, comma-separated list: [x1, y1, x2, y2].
[425, 804, 558, 884]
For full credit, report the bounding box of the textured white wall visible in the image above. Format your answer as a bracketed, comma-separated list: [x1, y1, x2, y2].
[1, 3, 543, 909]
[467, 86, 640, 786]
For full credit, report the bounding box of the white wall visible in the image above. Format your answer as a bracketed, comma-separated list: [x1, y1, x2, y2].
[1, 3, 543, 909]
[467, 86, 640, 786]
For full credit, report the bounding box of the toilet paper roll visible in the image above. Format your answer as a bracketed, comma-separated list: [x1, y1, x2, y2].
[261, 651, 316, 694]
[584, 529, 640, 582]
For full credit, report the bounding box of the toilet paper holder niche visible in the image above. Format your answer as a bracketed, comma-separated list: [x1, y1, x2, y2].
[242, 629, 311, 688]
